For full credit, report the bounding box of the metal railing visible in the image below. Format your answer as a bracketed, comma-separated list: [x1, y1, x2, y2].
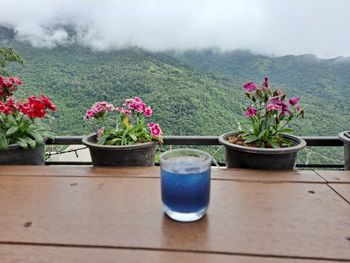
[45, 135, 345, 168]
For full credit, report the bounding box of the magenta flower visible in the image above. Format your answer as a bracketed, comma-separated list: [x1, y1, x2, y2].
[262, 77, 269, 89]
[134, 96, 142, 103]
[289, 97, 299, 106]
[85, 96, 163, 146]
[84, 109, 95, 120]
[115, 107, 131, 115]
[148, 123, 162, 137]
[266, 103, 282, 112]
[84, 102, 114, 120]
[144, 106, 152, 117]
[244, 106, 257, 117]
[243, 82, 257, 92]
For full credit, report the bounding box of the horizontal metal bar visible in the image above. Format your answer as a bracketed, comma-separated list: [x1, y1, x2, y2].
[46, 135, 343, 147]
[163, 136, 219, 145]
[44, 161, 344, 169]
[296, 164, 343, 169]
[302, 136, 343, 147]
[45, 161, 92, 166]
[47, 136, 83, 145]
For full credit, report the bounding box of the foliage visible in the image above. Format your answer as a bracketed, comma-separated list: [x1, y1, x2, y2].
[0, 75, 56, 150]
[239, 78, 304, 148]
[1, 26, 349, 163]
[85, 97, 163, 145]
[0, 47, 24, 76]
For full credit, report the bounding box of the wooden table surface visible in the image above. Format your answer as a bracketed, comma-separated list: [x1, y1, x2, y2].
[0, 166, 349, 262]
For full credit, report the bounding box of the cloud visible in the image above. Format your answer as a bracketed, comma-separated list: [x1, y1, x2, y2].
[0, 0, 349, 58]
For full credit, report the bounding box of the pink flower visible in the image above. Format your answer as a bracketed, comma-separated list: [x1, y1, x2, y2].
[266, 103, 282, 112]
[148, 123, 162, 137]
[289, 97, 299, 106]
[243, 82, 257, 92]
[244, 106, 257, 117]
[134, 102, 145, 113]
[261, 77, 269, 89]
[115, 107, 131, 115]
[84, 101, 114, 120]
[123, 97, 147, 114]
[144, 106, 152, 117]
[96, 127, 105, 139]
[84, 109, 95, 120]
[133, 96, 142, 103]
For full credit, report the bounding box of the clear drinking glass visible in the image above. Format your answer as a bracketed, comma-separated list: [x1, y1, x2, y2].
[160, 148, 212, 222]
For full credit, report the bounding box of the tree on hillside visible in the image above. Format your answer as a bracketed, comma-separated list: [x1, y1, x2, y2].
[0, 47, 24, 75]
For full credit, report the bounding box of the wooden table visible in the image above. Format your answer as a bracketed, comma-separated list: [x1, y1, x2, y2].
[0, 166, 349, 262]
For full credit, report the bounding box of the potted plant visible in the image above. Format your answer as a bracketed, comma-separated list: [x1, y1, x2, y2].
[82, 97, 163, 166]
[0, 75, 57, 165]
[219, 77, 306, 170]
[338, 131, 350, 170]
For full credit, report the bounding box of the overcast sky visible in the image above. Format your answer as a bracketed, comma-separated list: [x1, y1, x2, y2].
[0, 0, 349, 58]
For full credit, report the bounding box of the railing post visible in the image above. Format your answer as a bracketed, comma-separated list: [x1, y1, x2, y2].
[344, 144, 350, 170]
[338, 132, 350, 170]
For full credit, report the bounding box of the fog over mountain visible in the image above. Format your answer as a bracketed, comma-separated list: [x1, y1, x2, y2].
[0, 0, 350, 58]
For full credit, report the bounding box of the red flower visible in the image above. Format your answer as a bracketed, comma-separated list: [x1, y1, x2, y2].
[18, 96, 56, 119]
[40, 95, 57, 112]
[0, 76, 23, 100]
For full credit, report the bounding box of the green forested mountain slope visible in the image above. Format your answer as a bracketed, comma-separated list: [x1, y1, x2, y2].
[1, 26, 349, 142]
[170, 50, 350, 136]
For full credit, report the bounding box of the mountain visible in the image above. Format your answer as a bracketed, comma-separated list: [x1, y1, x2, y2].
[1, 26, 349, 164]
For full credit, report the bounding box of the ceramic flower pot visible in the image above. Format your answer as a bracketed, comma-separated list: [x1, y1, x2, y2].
[338, 131, 350, 170]
[82, 133, 157, 166]
[218, 132, 306, 170]
[0, 143, 45, 165]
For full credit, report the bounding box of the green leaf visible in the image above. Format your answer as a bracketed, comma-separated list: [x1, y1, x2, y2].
[280, 128, 294, 133]
[27, 130, 44, 144]
[258, 129, 267, 139]
[267, 139, 280, 148]
[110, 138, 122, 145]
[129, 133, 137, 142]
[244, 135, 259, 144]
[25, 137, 36, 149]
[6, 126, 18, 136]
[121, 129, 128, 145]
[16, 138, 28, 149]
[0, 135, 9, 150]
[97, 133, 110, 145]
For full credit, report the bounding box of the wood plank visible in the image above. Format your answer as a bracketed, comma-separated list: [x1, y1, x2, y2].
[0, 245, 334, 263]
[0, 166, 324, 183]
[0, 176, 349, 260]
[212, 168, 323, 183]
[329, 184, 350, 203]
[315, 170, 350, 183]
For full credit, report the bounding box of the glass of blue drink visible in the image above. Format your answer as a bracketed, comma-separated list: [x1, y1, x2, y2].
[160, 148, 211, 222]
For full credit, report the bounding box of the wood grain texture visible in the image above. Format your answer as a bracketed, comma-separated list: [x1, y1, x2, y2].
[0, 174, 349, 260]
[0, 166, 324, 183]
[0, 245, 335, 263]
[315, 170, 350, 183]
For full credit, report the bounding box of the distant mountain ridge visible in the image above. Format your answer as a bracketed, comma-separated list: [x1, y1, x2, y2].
[1, 25, 349, 139]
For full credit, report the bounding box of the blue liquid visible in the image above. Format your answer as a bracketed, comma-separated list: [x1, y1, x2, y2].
[161, 169, 210, 213]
